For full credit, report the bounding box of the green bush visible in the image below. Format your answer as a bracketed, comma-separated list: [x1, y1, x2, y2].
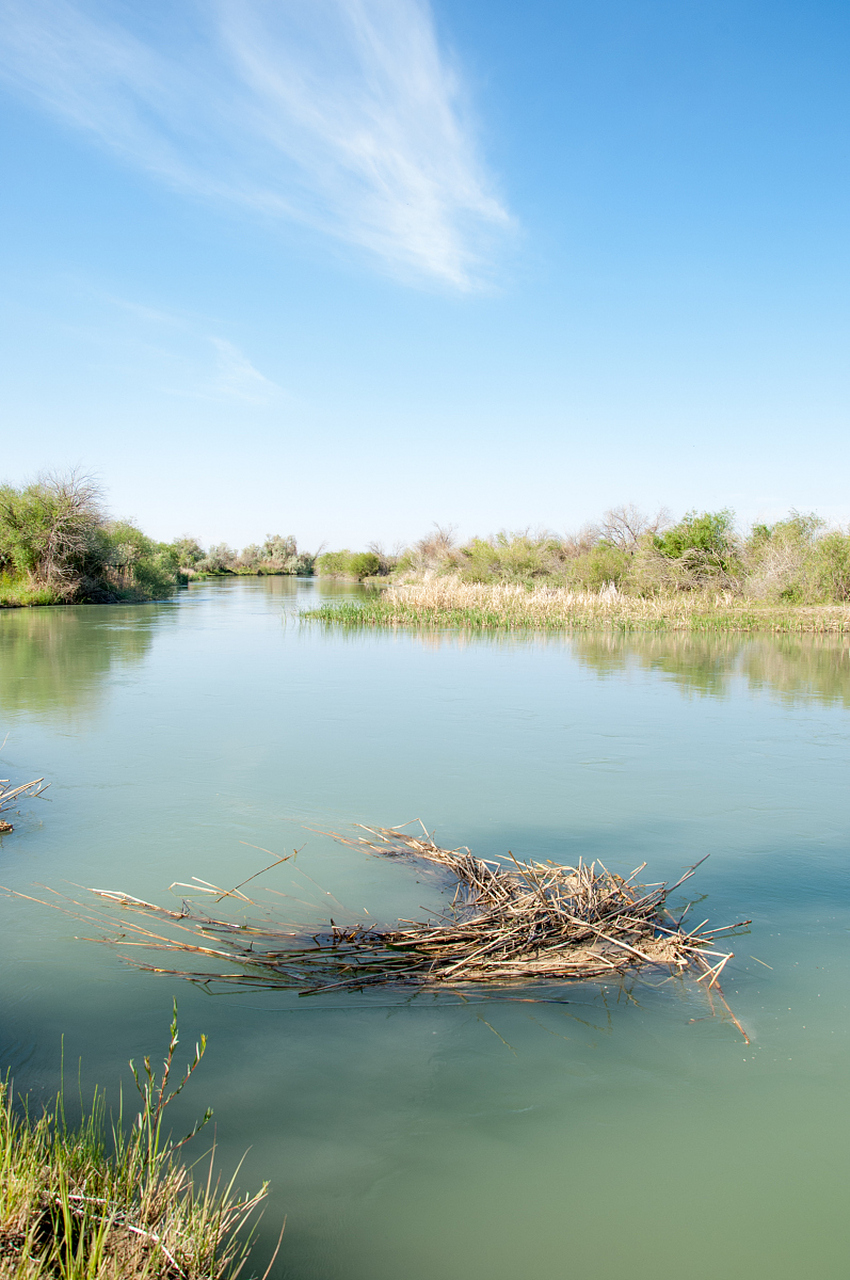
[316, 550, 354, 577]
[171, 536, 205, 573]
[349, 551, 381, 580]
[566, 542, 631, 591]
[811, 531, 850, 601]
[103, 522, 181, 600]
[0, 473, 106, 595]
[316, 549, 386, 580]
[455, 532, 569, 584]
[195, 543, 238, 575]
[258, 534, 315, 575]
[655, 509, 737, 565]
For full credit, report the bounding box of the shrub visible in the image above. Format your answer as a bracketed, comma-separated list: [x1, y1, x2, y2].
[102, 522, 181, 600]
[566, 542, 631, 591]
[348, 551, 382, 580]
[811, 530, 850, 601]
[0, 474, 183, 605]
[258, 534, 315, 575]
[652, 509, 740, 588]
[316, 550, 354, 577]
[171, 536, 205, 573]
[455, 532, 568, 584]
[743, 512, 828, 601]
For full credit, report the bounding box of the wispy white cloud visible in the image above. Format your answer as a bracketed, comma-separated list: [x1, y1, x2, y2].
[209, 337, 280, 405]
[0, 0, 512, 287]
[89, 288, 283, 404]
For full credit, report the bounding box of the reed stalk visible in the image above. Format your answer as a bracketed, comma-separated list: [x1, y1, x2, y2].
[0, 778, 48, 834]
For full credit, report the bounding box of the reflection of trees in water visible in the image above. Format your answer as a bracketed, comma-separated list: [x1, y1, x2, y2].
[0, 605, 158, 719]
[347, 623, 850, 706]
[569, 632, 850, 706]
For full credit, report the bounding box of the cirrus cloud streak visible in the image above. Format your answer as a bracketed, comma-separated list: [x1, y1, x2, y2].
[0, 0, 512, 288]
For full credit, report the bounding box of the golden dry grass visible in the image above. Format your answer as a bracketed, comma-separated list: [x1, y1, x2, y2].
[306, 578, 850, 633]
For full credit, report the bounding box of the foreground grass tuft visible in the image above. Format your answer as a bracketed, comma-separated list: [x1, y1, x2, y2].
[0, 1004, 277, 1279]
[305, 579, 850, 634]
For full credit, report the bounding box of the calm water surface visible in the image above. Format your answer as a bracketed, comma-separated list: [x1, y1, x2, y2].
[1, 578, 849, 1279]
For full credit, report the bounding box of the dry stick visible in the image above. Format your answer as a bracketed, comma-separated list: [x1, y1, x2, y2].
[222, 846, 300, 901]
[708, 953, 732, 989]
[702, 921, 753, 936]
[693, 953, 750, 1043]
[695, 955, 730, 984]
[664, 854, 711, 894]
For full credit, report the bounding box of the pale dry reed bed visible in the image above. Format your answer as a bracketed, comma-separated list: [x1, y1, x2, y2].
[43, 826, 751, 1039]
[306, 578, 850, 633]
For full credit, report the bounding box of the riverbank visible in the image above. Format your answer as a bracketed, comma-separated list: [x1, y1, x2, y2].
[0, 577, 172, 609]
[0, 1010, 275, 1279]
[305, 579, 850, 633]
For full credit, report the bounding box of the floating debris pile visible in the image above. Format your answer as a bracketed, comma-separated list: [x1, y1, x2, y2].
[75, 825, 748, 1009]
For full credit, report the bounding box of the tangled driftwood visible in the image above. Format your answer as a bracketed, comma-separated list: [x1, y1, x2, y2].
[68, 824, 749, 1037]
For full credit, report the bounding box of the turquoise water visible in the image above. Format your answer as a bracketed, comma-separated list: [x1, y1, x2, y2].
[1, 578, 849, 1279]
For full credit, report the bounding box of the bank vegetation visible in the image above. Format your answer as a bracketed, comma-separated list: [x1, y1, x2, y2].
[0, 1006, 279, 1279]
[310, 506, 850, 632]
[0, 473, 315, 608]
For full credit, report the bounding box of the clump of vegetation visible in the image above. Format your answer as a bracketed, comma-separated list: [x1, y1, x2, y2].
[0, 776, 48, 834]
[316, 546, 397, 580]
[190, 534, 315, 579]
[0, 1004, 278, 1279]
[0, 473, 183, 607]
[65, 827, 749, 1041]
[383, 506, 850, 607]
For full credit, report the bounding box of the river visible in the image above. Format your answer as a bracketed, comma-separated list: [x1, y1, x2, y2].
[1, 577, 848, 1279]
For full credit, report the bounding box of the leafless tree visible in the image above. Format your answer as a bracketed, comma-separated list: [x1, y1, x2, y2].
[598, 504, 670, 551]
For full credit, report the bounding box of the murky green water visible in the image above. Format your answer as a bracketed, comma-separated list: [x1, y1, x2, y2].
[2, 579, 849, 1279]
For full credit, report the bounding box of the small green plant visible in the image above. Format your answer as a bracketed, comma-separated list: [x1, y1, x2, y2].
[0, 1003, 280, 1278]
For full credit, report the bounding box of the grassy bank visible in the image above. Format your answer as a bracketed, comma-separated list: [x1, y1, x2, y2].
[0, 1007, 277, 1279]
[305, 579, 850, 633]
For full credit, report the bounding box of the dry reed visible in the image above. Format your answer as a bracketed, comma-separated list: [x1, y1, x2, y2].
[306, 578, 850, 633]
[0, 776, 48, 833]
[47, 825, 750, 1035]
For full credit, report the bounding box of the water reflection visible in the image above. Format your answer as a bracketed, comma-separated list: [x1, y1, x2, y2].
[569, 631, 850, 706]
[0, 604, 160, 720]
[322, 620, 850, 706]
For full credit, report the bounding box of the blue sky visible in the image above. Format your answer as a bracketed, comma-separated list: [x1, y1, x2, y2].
[2, 0, 849, 549]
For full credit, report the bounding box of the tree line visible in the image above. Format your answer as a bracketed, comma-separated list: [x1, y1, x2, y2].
[386, 506, 850, 603]
[2, 475, 849, 607]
